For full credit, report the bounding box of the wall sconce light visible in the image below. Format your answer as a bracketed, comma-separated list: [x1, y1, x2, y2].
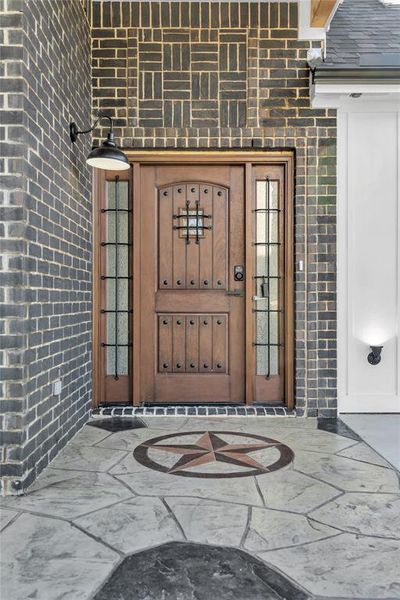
[69, 113, 130, 171]
[367, 345, 383, 365]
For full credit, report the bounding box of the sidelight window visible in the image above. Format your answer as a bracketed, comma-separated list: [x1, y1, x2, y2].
[254, 179, 282, 378]
[101, 177, 132, 387]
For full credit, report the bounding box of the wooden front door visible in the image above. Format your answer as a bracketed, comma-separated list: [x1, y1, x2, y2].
[139, 165, 245, 403]
[93, 152, 294, 408]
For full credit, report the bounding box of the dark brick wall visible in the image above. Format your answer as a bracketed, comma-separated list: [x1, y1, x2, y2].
[90, 1, 337, 418]
[0, 0, 92, 495]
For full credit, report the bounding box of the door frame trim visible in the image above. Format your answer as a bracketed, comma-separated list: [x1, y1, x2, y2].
[125, 150, 293, 164]
[93, 150, 294, 408]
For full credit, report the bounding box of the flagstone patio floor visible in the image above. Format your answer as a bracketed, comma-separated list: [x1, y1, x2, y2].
[1, 416, 399, 600]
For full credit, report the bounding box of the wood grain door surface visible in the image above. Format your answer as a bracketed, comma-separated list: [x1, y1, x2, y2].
[140, 165, 245, 403]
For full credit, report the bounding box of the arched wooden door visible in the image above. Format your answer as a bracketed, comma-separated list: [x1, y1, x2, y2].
[139, 164, 245, 404]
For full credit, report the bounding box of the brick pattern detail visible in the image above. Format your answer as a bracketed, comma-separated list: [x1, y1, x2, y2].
[0, 0, 92, 495]
[91, 2, 337, 418]
[93, 25, 248, 129]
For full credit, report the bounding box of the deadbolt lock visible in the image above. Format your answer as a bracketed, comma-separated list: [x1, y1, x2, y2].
[234, 265, 244, 281]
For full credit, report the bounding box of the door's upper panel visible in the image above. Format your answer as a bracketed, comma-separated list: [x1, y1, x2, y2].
[158, 182, 229, 290]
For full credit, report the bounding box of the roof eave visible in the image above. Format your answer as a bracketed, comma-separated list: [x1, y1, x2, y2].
[311, 66, 400, 85]
[310, 77, 400, 109]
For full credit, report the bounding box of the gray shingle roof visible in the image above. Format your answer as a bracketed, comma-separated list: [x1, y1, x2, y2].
[325, 0, 400, 68]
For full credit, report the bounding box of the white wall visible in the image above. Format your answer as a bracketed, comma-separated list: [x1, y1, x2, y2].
[338, 102, 400, 413]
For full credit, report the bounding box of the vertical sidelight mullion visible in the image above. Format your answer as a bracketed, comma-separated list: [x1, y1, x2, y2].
[114, 176, 119, 380]
[266, 177, 271, 379]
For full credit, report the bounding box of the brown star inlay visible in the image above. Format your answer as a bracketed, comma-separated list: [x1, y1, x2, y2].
[133, 431, 294, 478]
[153, 431, 277, 473]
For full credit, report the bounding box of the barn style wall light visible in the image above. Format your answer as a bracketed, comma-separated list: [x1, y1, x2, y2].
[69, 113, 130, 171]
[367, 345, 383, 365]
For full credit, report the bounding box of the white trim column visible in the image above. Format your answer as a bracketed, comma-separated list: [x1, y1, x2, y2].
[312, 81, 400, 413]
[336, 100, 400, 413]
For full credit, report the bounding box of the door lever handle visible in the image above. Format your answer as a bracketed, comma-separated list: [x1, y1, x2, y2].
[226, 289, 244, 297]
[252, 295, 267, 301]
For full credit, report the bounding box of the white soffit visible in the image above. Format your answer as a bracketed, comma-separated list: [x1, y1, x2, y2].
[311, 82, 400, 108]
[298, 0, 343, 42]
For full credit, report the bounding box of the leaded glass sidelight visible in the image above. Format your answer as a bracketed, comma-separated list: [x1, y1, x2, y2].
[103, 178, 131, 378]
[254, 179, 281, 377]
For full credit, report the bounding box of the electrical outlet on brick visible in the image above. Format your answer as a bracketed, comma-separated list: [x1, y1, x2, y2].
[52, 380, 62, 396]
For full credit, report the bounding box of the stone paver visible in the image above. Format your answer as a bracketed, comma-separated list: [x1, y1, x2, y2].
[0, 469, 133, 519]
[165, 497, 248, 546]
[261, 533, 400, 598]
[256, 469, 341, 513]
[244, 507, 337, 552]
[68, 425, 113, 447]
[0, 507, 18, 531]
[93, 542, 310, 600]
[97, 428, 180, 452]
[294, 449, 400, 493]
[337, 441, 391, 467]
[0, 513, 118, 600]
[74, 496, 183, 553]
[271, 427, 357, 453]
[116, 469, 264, 506]
[49, 443, 127, 472]
[310, 492, 400, 538]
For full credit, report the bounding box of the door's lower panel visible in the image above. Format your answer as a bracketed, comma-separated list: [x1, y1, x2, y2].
[158, 314, 228, 374]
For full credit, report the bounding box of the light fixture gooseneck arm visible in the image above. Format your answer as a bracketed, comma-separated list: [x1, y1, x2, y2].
[69, 113, 113, 143]
[69, 112, 129, 171]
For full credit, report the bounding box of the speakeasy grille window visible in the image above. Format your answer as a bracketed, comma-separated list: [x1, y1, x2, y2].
[178, 208, 204, 238]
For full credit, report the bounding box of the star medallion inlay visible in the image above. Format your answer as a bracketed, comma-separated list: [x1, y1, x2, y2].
[133, 431, 294, 478]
